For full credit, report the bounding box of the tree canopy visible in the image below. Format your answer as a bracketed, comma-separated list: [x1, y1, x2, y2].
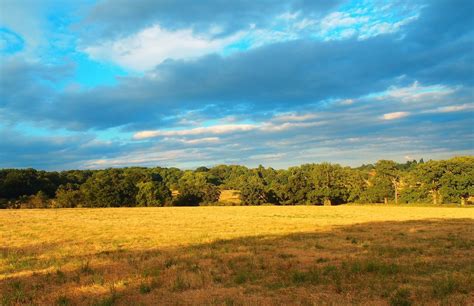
[0, 156, 472, 208]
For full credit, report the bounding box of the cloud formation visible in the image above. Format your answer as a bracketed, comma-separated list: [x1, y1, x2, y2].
[382, 112, 409, 120]
[83, 0, 342, 40]
[0, 0, 472, 169]
[84, 25, 245, 71]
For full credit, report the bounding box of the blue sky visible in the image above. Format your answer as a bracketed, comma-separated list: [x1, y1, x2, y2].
[0, 0, 473, 170]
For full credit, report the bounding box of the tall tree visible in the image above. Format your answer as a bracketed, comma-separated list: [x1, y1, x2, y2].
[439, 157, 474, 205]
[415, 160, 446, 205]
[372, 160, 400, 204]
[306, 163, 349, 205]
[81, 169, 137, 207]
[240, 175, 268, 205]
[136, 181, 172, 207]
[175, 172, 220, 206]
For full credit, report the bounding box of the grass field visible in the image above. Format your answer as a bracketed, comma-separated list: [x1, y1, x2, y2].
[1, 206, 473, 305]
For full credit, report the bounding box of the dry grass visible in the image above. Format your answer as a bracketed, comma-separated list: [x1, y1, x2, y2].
[218, 190, 241, 205]
[1, 206, 473, 305]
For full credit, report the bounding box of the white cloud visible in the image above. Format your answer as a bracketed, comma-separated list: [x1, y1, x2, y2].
[427, 104, 474, 113]
[133, 112, 327, 140]
[382, 111, 410, 120]
[261, 121, 325, 132]
[339, 98, 354, 105]
[84, 24, 243, 71]
[272, 113, 318, 122]
[320, 12, 367, 32]
[249, 153, 286, 160]
[278, 11, 300, 21]
[382, 82, 455, 102]
[358, 15, 418, 40]
[84, 148, 208, 168]
[179, 137, 220, 145]
[133, 124, 257, 139]
[316, 4, 419, 41]
[294, 18, 317, 30]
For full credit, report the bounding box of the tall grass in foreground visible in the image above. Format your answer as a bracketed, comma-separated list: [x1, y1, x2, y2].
[0, 206, 473, 305]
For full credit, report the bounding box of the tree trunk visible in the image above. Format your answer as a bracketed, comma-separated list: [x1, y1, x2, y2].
[432, 189, 438, 205]
[394, 186, 398, 205]
[391, 179, 399, 205]
[384, 197, 388, 205]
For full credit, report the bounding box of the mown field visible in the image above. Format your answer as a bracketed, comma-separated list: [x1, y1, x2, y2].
[1, 206, 473, 305]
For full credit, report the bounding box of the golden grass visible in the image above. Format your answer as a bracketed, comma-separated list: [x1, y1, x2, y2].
[1, 206, 473, 305]
[218, 190, 241, 204]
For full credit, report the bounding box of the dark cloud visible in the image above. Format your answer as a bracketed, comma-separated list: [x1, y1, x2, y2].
[3, 0, 473, 131]
[83, 0, 342, 40]
[46, 0, 474, 130]
[0, 57, 73, 124]
[1, 86, 472, 170]
[0, 128, 151, 169]
[0, 130, 93, 169]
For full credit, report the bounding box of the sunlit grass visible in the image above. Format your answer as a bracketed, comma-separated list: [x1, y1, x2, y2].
[1, 206, 473, 305]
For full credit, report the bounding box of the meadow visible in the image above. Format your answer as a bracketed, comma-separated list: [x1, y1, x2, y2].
[1, 206, 473, 305]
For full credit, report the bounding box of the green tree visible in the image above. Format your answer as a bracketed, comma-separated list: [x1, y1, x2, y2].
[174, 172, 220, 206]
[439, 157, 474, 205]
[415, 160, 447, 204]
[29, 191, 50, 208]
[240, 176, 268, 205]
[136, 181, 172, 207]
[54, 183, 84, 208]
[81, 169, 137, 207]
[367, 160, 400, 204]
[153, 167, 183, 190]
[397, 169, 429, 204]
[344, 168, 369, 203]
[306, 163, 349, 205]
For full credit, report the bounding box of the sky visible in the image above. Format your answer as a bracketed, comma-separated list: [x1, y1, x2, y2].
[0, 0, 473, 170]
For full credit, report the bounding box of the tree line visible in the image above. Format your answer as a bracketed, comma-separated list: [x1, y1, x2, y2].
[0, 156, 472, 208]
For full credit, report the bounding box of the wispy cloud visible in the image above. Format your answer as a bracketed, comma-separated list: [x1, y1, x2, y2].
[381, 82, 455, 102]
[133, 124, 257, 139]
[382, 111, 410, 120]
[426, 104, 474, 113]
[272, 113, 318, 122]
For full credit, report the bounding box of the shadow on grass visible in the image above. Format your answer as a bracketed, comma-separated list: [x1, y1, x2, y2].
[1, 218, 473, 305]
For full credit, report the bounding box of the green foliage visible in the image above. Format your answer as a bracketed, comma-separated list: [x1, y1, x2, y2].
[398, 186, 430, 204]
[29, 191, 50, 208]
[362, 178, 393, 203]
[139, 282, 152, 294]
[136, 181, 171, 207]
[280, 167, 309, 204]
[153, 167, 183, 189]
[209, 165, 251, 189]
[174, 172, 220, 206]
[54, 184, 84, 208]
[306, 163, 349, 205]
[364, 160, 399, 203]
[0, 156, 472, 208]
[439, 157, 474, 204]
[0, 169, 60, 199]
[431, 275, 463, 298]
[240, 176, 268, 205]
[81, 169, 138, 207]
